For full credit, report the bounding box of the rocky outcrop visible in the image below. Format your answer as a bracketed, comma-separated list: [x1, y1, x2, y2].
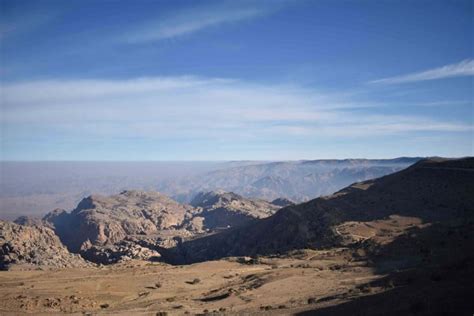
[35, 189, 283, 265]
[80, 240, 161, 264]
[13, 216, 46, 227]
[0, 221, 89, 270]
[44, 190, 197, 253]
[189, 190, 280, 230]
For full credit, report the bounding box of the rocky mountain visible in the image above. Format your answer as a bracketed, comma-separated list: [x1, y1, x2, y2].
[13, 215, 45, 227]
[188, 190, 279, 230]
[165, 157, 474, 263]
[158, 158, 421, 203]
[1, 158, 473, 315]
[43, 190, 197, 255]
[35, 189, 284, 264]
[4, 157, 469, 269]
[0, 221, 89, 270]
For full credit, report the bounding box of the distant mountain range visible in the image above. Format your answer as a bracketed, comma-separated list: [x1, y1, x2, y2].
[2, 157, 471, 269]
[0, 158, 420, 220]
[158, 158, 422, 203]
[164, 157, 474, 264]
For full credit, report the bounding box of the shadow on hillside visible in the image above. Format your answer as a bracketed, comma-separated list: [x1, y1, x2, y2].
[297, 220, 474, 315]
[296, 259, 474, 316]
[160, 160, 474, 264]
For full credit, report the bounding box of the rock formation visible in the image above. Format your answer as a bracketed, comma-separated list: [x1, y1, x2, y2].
[188, 190, 279, 230]
[0, 221, 89, 270]
[36, 189, 282, 264]
[43, 190, 197, 253]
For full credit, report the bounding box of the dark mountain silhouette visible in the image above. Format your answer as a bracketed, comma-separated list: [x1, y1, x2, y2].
[164, 157, 474, 264]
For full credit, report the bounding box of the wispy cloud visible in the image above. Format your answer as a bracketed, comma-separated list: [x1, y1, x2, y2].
[122, 3, 274, 43]
[370, 59, 474, 84]
[2, 76, 471, 146]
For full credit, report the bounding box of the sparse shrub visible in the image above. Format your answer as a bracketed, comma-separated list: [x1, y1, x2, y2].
[186, 278, 201, 285]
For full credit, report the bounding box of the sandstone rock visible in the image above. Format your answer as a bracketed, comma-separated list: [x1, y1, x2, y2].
[189, 190, 280, 230]
[44, 190, 197, 253]
[13, 216, 46, 227]
[81, 241, 161, 264]
[0, 221, 89, 270]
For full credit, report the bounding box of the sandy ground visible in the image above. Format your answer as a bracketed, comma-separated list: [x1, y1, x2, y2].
[0, 248, 383, 315]
[2, 215, 471, 315]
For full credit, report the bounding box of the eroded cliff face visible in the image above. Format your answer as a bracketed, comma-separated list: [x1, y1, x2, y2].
[43, 190, 197, 252]
[189, 190, 279, 230]
[39, 190, 283, 264]
[0, 221, 89, 269]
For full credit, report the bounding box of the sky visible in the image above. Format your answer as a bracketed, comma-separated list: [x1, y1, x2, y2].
[0, 0, 473, 160]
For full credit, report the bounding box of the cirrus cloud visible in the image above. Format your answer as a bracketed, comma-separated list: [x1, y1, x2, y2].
[370, 59, 474, 84]
[2, 76, 471, 143]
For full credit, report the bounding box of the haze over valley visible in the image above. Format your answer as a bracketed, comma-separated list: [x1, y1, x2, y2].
[0, 158, 419, 220]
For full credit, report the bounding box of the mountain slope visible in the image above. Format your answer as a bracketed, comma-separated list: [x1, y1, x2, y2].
[188, 191, 279, 230]
[166, 157, 474, 263]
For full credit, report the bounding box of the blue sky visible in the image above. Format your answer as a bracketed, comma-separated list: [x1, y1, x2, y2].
[1, 0, 473, 160]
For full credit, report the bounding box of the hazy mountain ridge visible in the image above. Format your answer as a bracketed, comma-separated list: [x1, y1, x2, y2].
[0, 158, 420, 220]
[0, 161, 230, 220]
[158, 158, 422, 203]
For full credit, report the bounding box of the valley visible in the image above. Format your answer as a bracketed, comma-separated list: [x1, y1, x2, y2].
[0, 157, 473, 314]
